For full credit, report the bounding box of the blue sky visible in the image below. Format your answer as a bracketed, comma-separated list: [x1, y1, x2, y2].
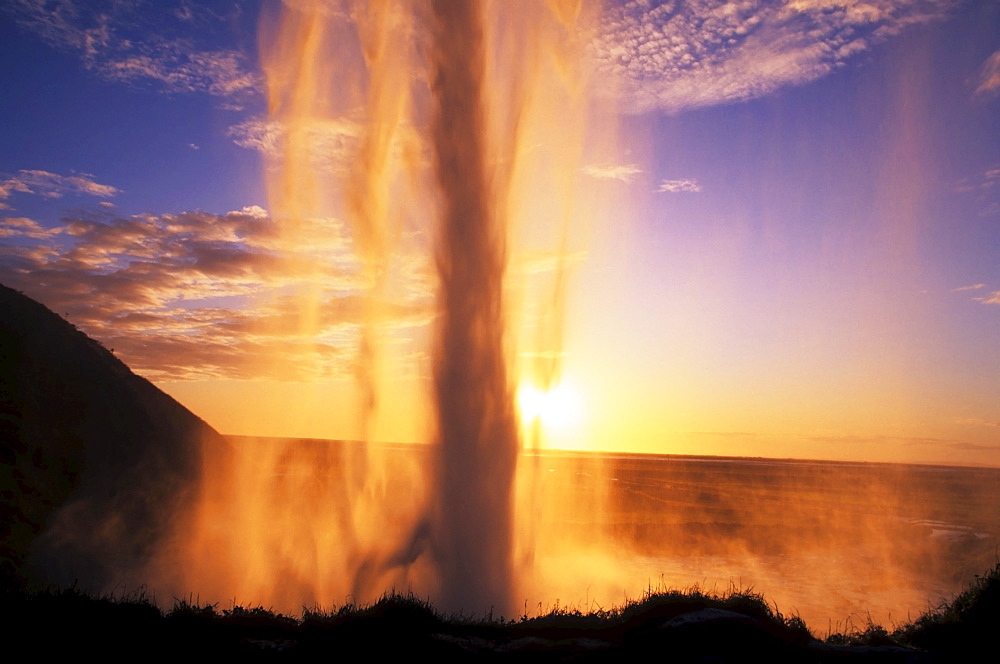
[1, 0, 997, 465]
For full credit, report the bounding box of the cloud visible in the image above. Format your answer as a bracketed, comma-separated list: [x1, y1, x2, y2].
[657, 178, 702, 193]
[953, 282, 1000, 307]
[941, 441, 1000, 453]
[976, 49, 1000, 95]
[229, 116, 424, 175]
[957, 418, 1000, 429]
[954, 168, 999, 193]
[894, 436, 1000, 454]
[974, 290, 1000, 305]
[229, 205, 269, 219]
[809, 433, 990, 452]
[953, 166, 1000, 216]
[591, 0, 957, 114]
[515, 250, 589, 276]
[0, 217, 60, 239]
[0, 208, 434, 381]
[229, 117, 366, 173]
[3, 0, 260, 102]
[690, 431, 759, 438]
[0, 170, 120, 210]
[582, 163, 643, 182]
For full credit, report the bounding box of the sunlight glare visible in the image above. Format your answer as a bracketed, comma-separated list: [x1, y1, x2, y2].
[517, 381, 582, 432]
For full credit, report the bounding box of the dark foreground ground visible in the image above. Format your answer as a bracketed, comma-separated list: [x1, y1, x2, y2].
[6, 563, 997, 663]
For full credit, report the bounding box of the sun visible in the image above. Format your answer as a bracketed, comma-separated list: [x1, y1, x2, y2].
[516, 380, 581, 432]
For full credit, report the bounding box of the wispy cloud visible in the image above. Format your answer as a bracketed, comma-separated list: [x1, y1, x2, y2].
[582, 163, 643, 182]
[229, 117, 364, 173]
[0, 208, 434, 381]
[229, 116, 424, 175]
[941, 441, 1000, 453]
[952, 282, 1000, 307]
[515, 250, 589, 276]
[809, 433, 983, 452]
[957, 167, 1000, 191]
[690, 431, 759, 438]
[3, 0, 260, 103]
[957, 418, 1000, 429]
[976, 49, 1000, 96]
[592, 0, 957, 114]
[952, 166, 999, 216]
[974, 291, 1000, 305]
[657, 178, 702, 193]
[0, 170, 119, 210]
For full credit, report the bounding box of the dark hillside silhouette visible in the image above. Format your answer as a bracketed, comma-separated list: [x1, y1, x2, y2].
[0, 284, 223, 591]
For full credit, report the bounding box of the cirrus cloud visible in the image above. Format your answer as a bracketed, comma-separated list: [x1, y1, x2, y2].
[583, 163, 644, 182]
[657, 178, 703, 193]
[229, 117, 364, 174]
[976, 49, 1000, 95]
[3, 0, 260, 103]
[591, 0, 958, 114]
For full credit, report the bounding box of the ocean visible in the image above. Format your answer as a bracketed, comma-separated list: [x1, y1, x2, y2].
[518, 451, 1000, 631]
[174, 437, 1000, 633]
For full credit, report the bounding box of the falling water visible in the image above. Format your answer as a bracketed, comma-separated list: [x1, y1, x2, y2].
[426, 0, 601, 614]
[149, 0, 600, 616]
[426, 1, 519, 613]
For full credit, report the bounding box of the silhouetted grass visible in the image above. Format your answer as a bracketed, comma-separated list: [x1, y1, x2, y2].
[893, 560, 1000, 656]
[8, 566, 1000, 660]
[0, 591, 912, 660]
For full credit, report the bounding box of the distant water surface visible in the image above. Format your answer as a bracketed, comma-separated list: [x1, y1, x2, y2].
[213, 438, 1000, 631]
[522, 451, 1000, 631]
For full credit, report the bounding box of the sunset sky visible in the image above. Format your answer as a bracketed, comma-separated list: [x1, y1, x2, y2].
[1, 0, 997, 466]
